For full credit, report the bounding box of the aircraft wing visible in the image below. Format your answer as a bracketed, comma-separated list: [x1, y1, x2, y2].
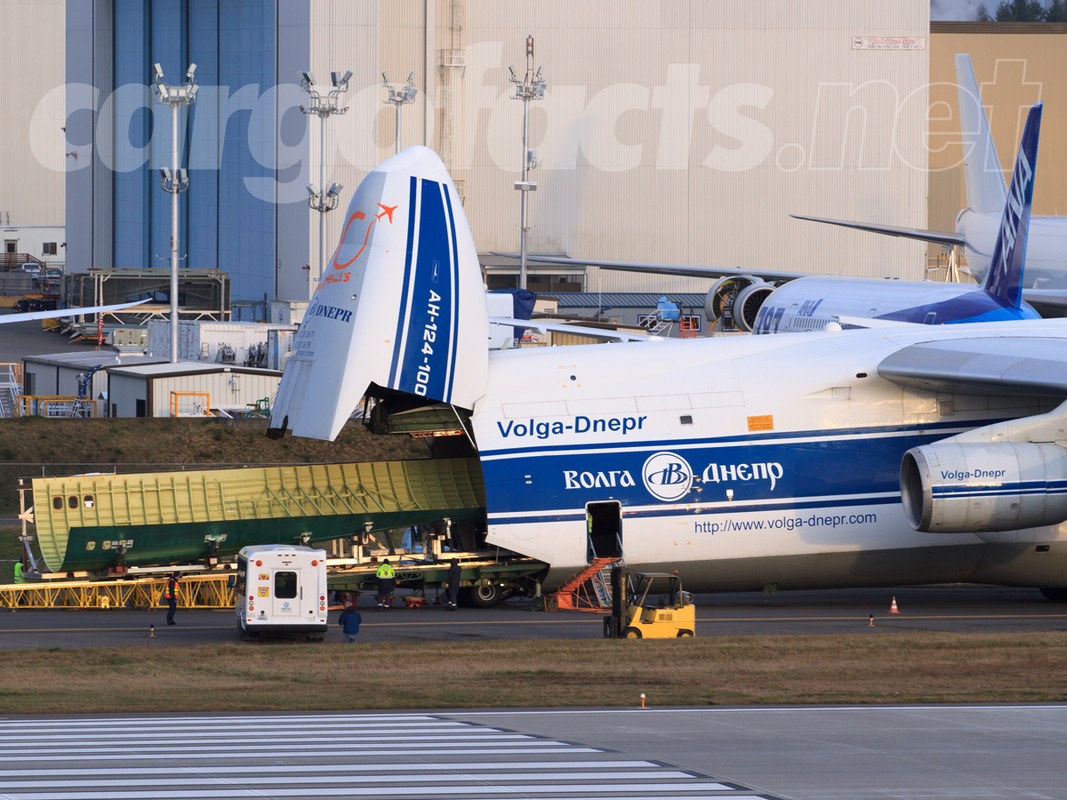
[0, 300, 149, 325]
[489, 316, 654, 343]
[878, 337, 1067, 397]
[492, 253, 804, 283]
[790, 214, 966, 247]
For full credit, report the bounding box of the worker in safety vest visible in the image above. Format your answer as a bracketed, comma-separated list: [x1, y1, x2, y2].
[13, 560, 25, 584]
[375, 560, 395, 610]
[164, 572, 180, 625]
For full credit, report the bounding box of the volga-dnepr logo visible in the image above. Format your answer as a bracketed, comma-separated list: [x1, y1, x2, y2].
[642, 452, 693, 502]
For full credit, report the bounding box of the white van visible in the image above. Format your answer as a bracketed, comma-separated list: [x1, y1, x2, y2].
[235, 544, 328, 640]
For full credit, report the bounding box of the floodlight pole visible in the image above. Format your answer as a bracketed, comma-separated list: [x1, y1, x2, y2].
[153, 63, 197, 364]
[509, 35, 546, 291]
[301, 70, 349, 300]
[382, 72, 418, 155]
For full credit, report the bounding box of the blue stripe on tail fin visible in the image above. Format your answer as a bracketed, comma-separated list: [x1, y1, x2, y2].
[982, 103, 1041, 310]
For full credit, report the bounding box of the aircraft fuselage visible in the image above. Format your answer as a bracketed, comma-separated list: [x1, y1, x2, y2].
[473, 323, 1067, 592]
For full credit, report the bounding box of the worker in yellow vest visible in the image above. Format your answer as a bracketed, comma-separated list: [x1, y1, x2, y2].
[164, 572, 180, 625]
[375, 560, 395, 610]
[13, 560, 26, 584]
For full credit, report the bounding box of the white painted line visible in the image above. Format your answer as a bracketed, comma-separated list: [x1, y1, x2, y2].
[0, 781, 734, 799]
[0, 733, 532, 747]
[0, 714, 442, 727]
[0, 760, 657, 777]
[0, 727, 488, 744]
[0, 746, 598, 762]
[2, 770, 696, 789]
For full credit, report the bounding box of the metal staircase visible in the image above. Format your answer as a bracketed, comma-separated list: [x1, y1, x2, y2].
[549, 556, 621, 612]
[638, 313, 673, 336]
[0, 363, 23, 418]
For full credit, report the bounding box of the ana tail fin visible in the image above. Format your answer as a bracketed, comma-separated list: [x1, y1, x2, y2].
[956, 54, 1008, 214]
[269, 147, 489, 441]
[982, 103, 1041, 308]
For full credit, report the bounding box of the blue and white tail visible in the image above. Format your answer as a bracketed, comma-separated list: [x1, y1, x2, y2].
[269, 147, 489, 441]
[981, 102, 1041, 309]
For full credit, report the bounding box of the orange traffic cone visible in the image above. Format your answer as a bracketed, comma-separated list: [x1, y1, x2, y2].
[889, 596, 900, 614]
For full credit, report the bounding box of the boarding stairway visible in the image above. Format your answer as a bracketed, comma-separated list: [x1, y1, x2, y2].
[547, 556, 621, 612]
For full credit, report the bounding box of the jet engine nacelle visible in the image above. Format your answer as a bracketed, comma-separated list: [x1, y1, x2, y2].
[704, 276, 770, 332]
[900, 442, 1067, 533]
[733, 283, 776, 332]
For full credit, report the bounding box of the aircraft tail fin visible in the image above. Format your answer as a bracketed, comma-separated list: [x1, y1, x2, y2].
[268, 147, 489, 441]
[981, 103, 1041, 308]
[956, 53, 1008, 214]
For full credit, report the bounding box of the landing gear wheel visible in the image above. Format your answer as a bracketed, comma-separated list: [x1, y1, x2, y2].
[677, 630, 694, 638]
[461, 583, 509, 608]
[623, 627, 642, 639]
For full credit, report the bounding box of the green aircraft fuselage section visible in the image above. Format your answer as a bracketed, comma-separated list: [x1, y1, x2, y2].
[32, 458, 486, 572]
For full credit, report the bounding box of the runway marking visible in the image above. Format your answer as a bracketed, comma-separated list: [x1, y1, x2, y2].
[0, 747, 597, 763]
[0, 783, 737, 799]
[0, 716, 441, 729]
[0, 760, 659, 777]
[0, 712, 781, 800]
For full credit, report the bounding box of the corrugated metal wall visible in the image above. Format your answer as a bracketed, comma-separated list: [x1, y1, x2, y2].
[46, 5, 1067, 302]
[0, 0, 65, 229]
[338, 0, 932, 286]
[928, 26, 1067, 239]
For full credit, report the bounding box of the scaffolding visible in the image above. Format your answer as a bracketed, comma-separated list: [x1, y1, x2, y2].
[170, 391, 213, 417]
[19, 395, 98, 418]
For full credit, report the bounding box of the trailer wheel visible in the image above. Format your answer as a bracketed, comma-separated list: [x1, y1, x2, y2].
[623, 627, 642, 639]
[677, 630, 694, 638]
[462, 583, 509, 608]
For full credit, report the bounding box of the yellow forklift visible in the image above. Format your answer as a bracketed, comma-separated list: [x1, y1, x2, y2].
[603, 568, 696, 639]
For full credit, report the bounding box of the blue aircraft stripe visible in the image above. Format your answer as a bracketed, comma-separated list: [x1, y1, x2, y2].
[442, 185, 460, 400]
[487, 494, 902, 527]
[932, 482, 1067, 500]
[385, 178, 455, 401]
[388, 175, 420, 389]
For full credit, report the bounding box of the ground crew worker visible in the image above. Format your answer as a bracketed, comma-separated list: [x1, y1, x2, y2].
[375, 559, 395, 610]
[164, 571, 180, 625]
[13, 560, 25, 584]
[446, 558, 461, 609]
[338, 601, 363, 643]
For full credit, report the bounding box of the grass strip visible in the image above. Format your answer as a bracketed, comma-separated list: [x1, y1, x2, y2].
[4, 633, 1066, 714]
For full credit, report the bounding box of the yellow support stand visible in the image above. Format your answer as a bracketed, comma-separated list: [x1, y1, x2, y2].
[0, 573, 235, 610]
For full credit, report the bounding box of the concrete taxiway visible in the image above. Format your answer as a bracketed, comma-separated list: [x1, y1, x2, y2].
[1, 705, 1064, 800]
